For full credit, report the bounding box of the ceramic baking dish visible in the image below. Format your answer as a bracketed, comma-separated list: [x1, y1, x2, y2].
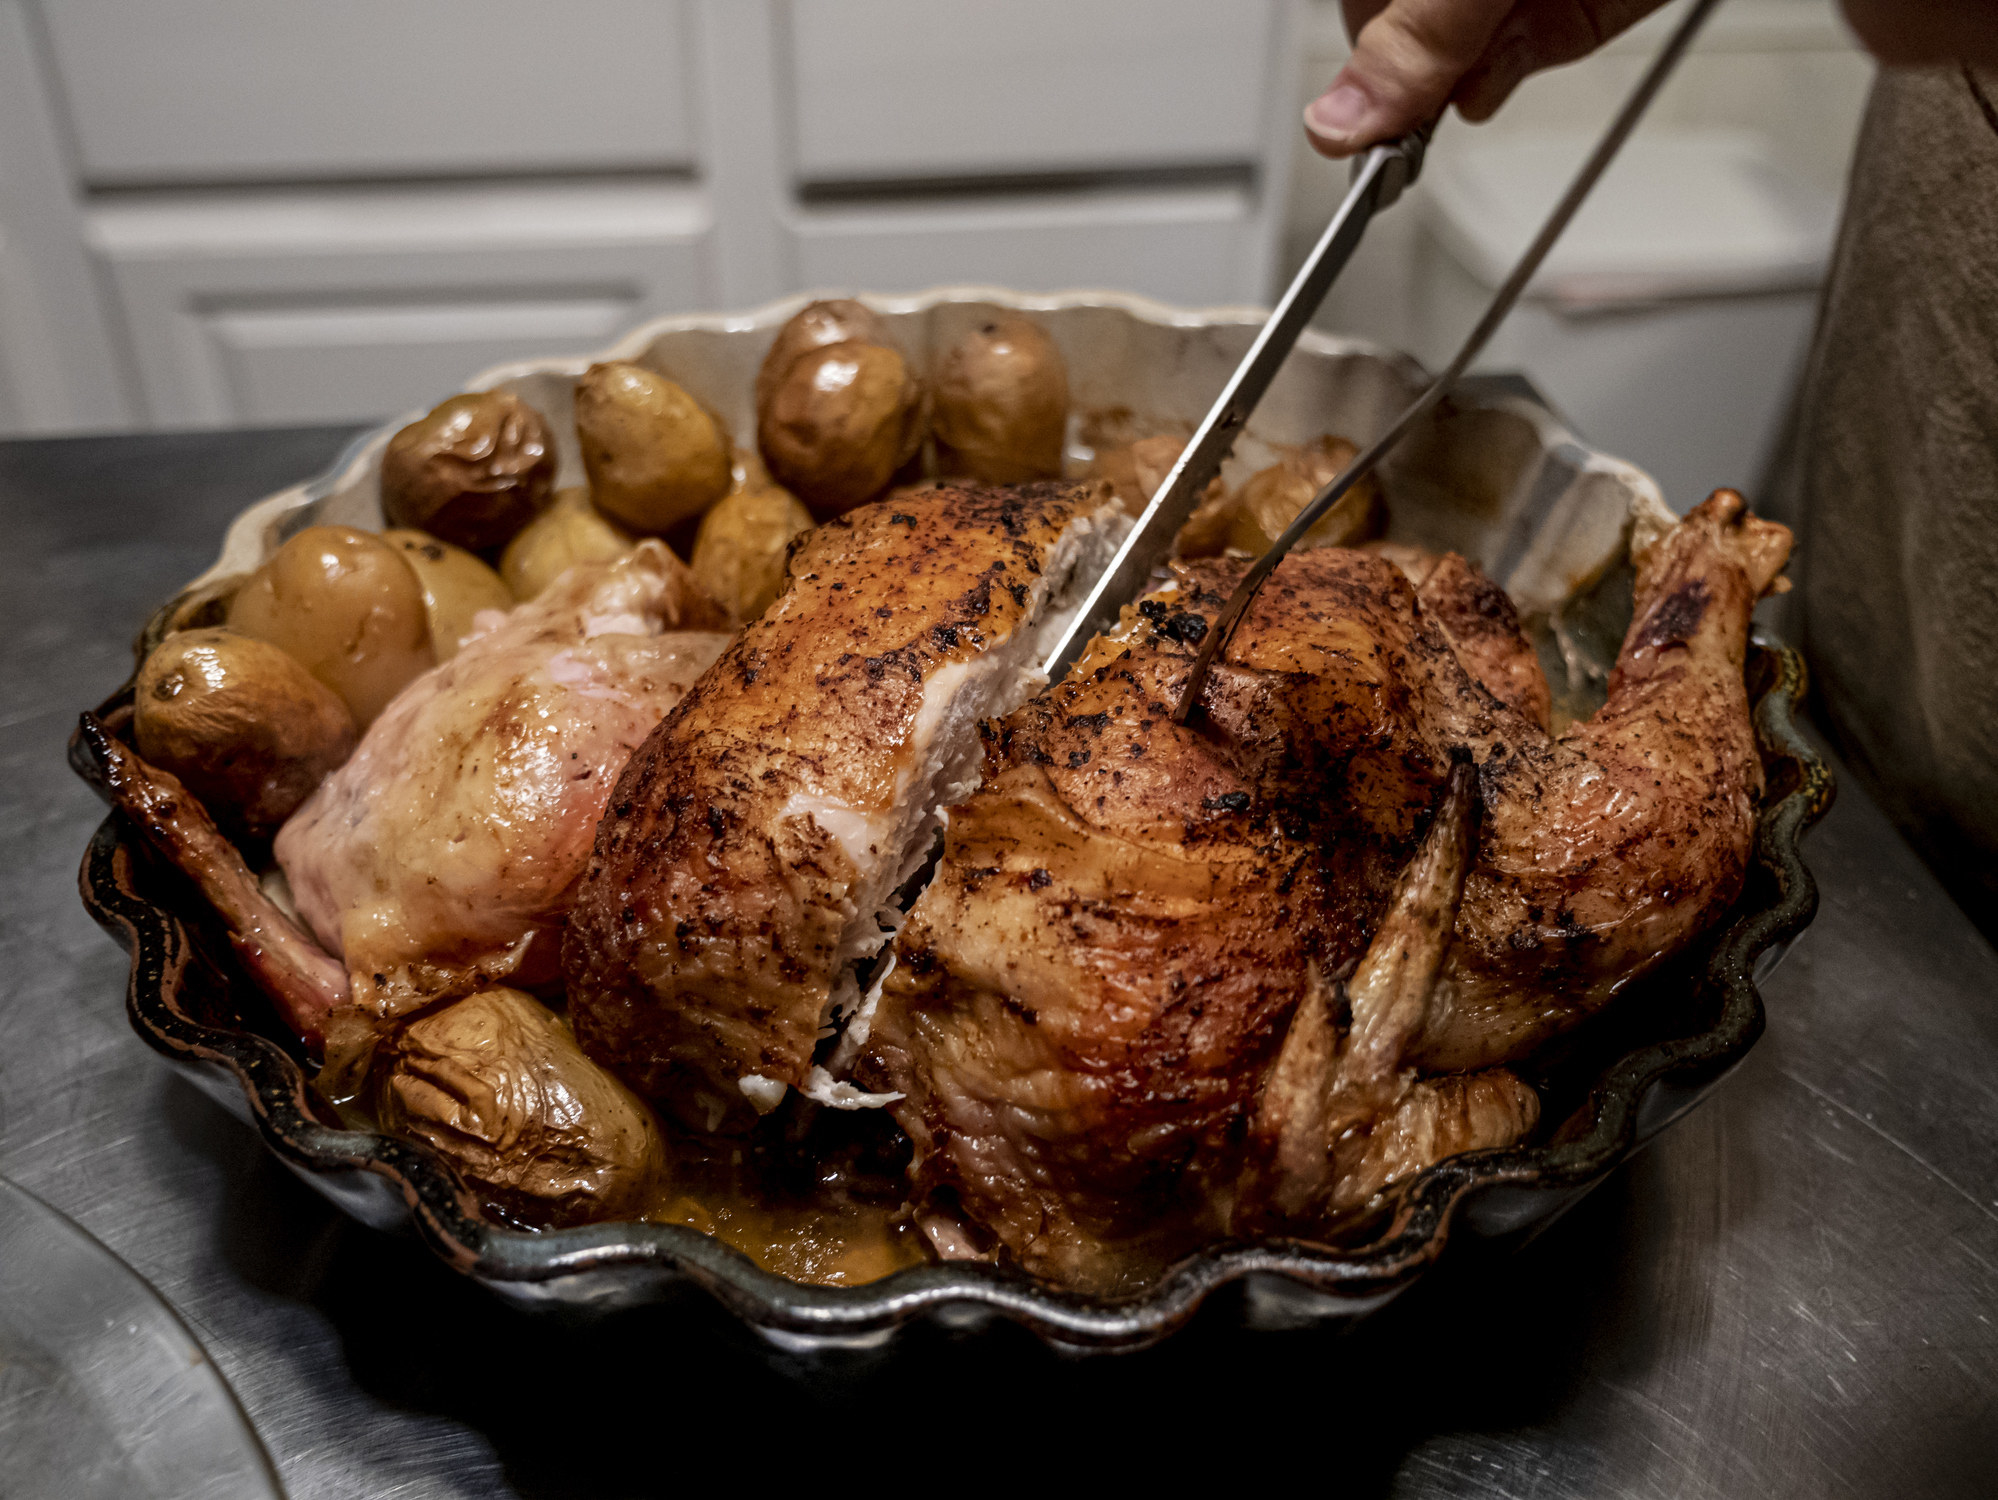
[69, 286, 1832, 1352]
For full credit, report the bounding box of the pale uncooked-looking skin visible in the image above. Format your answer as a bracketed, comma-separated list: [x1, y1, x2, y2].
[276, 541, 731, 1082]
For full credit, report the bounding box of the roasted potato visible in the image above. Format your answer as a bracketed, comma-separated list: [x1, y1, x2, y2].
[933, 316, 1069, 483]
[1091, 433, 1225, 522]
[227, 525, 436, 729]
[758, 341, 925, 518]
[1229, 436, 1380, 554]
[379, 391, 556, 553]
[370, 987, 667, 1228]
[754, 298, 892, 412]
[690, 483, 814, 621]
[499, 485, 635, 601]
[134, 571, 247, 662]
[133, 627, 356, 835]
[574, 361, 732, 534]
[382, 530, 513, 659]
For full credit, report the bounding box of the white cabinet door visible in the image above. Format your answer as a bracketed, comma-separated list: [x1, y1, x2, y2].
[36, 0, 697, 185]
[1, 0, 1302, 432]
[785, 0, 1280, 182]
[0, 0, 131, 431]
[791, 183, 1267, 306]
[88, 181, 715, 426]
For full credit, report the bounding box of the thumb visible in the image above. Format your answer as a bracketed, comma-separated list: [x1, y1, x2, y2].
[1306, 0, 1516, 157]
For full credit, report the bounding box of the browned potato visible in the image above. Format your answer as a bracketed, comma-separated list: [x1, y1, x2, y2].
[135, 572, 248, 661]
[379, 391, 556, 553]
[133, 627, 356, 835]
[754, 298, 892, 412]
[933, 316, 1069, 482]
[758, 341, 925, 518]
[1091, 433, 1223, 521]
[381, 530, 513, 659]
[227, 525, 436, 729]
[573, 362, 732, 534]
[1229, 436, 1380, 554]
[499, 485, 635, 601]
[1174, 489, 1235, 557]
[689, 483, 814, 622]
[370, 987, 667, 1228]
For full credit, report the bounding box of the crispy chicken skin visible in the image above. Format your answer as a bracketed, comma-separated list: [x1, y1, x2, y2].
[275, 542, 730, 1077]
[1413, 552, 1552, 731]
[865, 491, 1789, 1284]
[1415, 489, 1791, 1069]
[564, 482, 1125, 1132]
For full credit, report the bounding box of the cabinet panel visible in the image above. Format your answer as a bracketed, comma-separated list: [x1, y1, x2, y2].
[204, 298, 641, 427]
[0, 0, 132, 432]
[785, 0, 1278, 182]
[88, 182, 714, 425]
[790, 184, 1263, 307]
[37, 0, 696, 185]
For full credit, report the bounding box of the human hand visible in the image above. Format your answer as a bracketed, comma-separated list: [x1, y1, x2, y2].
[1839, 0, 1998, 68]
[1303, 0, 1671, 157]
[1303, 0, 1998, 160]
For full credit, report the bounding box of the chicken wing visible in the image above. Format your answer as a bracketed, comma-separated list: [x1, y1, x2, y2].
[1246, 762, 1538, 1225]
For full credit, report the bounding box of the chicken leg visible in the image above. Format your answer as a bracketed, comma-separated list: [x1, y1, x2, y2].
[80, 714, 347, 1046]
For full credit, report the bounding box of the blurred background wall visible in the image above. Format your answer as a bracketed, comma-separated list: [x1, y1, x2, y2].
[0, 0, 1870, 504]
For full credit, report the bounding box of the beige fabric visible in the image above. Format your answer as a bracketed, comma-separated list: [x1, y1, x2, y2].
[1789, 66, 1998, 888]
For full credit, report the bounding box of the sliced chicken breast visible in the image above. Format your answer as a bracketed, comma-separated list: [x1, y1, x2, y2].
[563, 481, 1128, 1131]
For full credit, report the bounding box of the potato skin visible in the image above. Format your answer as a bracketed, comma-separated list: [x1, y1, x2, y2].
[1228, 436, 1380, 554]
[380, 391, 556, 553]
[574, 362, 732, 534]
[1091, 433, 1220, 521]
[499, 485, 635, 600]
[1170, 436, 1382, 558]
[757, 341, 925, 518]
[689, 483, 814, 622]
[753, 298, 891, 412]
[370, 987, 667, 1228]
[381, 530, 513, 659]
[134, 627, 356, 835]
[933, 316, 1069, 483]
[227, 525, 436, 729]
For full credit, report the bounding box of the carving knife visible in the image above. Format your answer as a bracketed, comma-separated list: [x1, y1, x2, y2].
[1031, 0, 1723, 709]
[1034, 126, 1432, 685]
[1168, 0, 1724, 721]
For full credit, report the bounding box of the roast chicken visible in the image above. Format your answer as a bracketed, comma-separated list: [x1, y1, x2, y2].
[90, 447, 1788, 1283]
[271, 541, 730, 1072]
[83, 541, 729, 1226]
[563, 482, 1128, 1131]
[860, 490, 1791, 1286]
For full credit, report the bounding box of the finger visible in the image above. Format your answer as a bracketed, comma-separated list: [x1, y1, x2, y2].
[1306, 0, 1518, 157]
[1454, 0, 1673, 121]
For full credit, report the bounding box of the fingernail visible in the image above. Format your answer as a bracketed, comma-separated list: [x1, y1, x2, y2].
[1305, 81, 1374, 146]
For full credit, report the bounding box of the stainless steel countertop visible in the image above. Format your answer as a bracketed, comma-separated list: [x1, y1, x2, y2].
[2, 426, 1993, 1499]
